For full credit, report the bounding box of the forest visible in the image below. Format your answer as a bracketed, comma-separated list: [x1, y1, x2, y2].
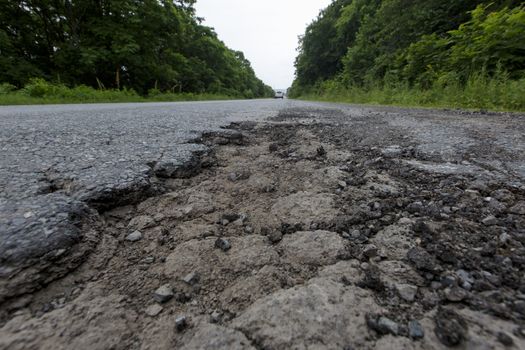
[0, 0, 273, 101]
[290, 0, 525, 111]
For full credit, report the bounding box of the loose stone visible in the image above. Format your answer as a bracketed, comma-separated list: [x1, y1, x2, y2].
[444, 287, 468, 302]
[434, 307, 468, 346]
[182, 272, 199, 285]
[395, 283, 418, 302]
[145, 304, 163, 317]
[377, 316, 399, 335]
[362, 244, 378, 259]
[153, 284, 174, 303]
[210, 310, 222, 323]
[408, 320, 425, 339]
[268, 231, 283, 244]
[499, 232, 511, 245]
[482, 215, 497, 226]
[509, 201, 525, 215]
[126, 230, 143, 242]
[215, 238, 231, 251]
[175, 316, 188, 331]
[497, 332, 514, 346]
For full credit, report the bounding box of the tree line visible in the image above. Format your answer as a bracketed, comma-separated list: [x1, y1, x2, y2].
[0, 0, 273, 98]
[290, 0, 524, 96]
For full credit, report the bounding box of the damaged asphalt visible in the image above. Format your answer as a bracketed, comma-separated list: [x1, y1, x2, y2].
[0, 100, 284, 301]
[0, 99, 525, 349]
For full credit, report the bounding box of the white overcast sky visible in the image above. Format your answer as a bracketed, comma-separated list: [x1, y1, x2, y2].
[194, 0, 332, 89]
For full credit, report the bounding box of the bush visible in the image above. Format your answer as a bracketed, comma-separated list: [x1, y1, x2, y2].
[22, 78, 58, 97]
[0, 83, 16, 94]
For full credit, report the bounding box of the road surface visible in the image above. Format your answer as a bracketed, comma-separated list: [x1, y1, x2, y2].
[1, 100, 524, 349]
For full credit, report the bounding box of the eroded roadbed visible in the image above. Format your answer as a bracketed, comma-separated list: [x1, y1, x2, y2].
[1, 110, 525, 349]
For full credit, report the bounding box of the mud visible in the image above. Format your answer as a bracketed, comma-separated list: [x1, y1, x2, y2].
[1, 109, 525, 349]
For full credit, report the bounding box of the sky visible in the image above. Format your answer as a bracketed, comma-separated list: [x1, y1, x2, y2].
[194, 0, 333, 90]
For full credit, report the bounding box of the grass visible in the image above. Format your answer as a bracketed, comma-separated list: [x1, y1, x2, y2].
[295, 74, 525, 112]
[0, 79, 241, 105]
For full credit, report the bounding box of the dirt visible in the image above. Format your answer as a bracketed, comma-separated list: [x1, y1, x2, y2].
[1, 110, 525, 349]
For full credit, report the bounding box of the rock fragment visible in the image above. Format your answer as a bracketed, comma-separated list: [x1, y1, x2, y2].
[366, 314, 399, 335]
[509, 201, 525, 215]
[175, 316, 188, 331]
[182, 272, 199, 285]
[362, 244, 378, 259]
[408, 320, 425, 339]
[482, 215, 498, 226]
[210, 310, 222, 323]
[500, 232, 511, 245]
[444, 287, 468, 302]
[153, 284, 174, 303]
[128, 215, 155, 230]
[214, 238, 231, 251]
[395, 283, 418, 302]
[407, 247, 438, 273]
[381, 145, 402, 158]
[492, 189, 515, 202]
[357, 265, 384, 291]
[126, 230, 143, 242]
[268, 230, 283, 244]
[145, 304, 163, 317]
[497, 332, 514, 346]
[434, 307, 468, 347]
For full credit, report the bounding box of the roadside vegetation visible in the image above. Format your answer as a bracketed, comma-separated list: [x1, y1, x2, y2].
[0, 80, 243, 105]
[290, 1, 525, 112]
[0, 1, 273, 103]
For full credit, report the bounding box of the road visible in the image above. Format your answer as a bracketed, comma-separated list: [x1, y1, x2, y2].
[1, 100, 524, 349]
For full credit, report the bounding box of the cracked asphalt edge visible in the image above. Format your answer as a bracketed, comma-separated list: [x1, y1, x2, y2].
[0, 127, 243, 304]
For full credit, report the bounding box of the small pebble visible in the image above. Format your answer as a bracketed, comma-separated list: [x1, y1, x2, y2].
[499, 232, 510, 245]
[175, 316, 188, 331]
[182, 272, 199, 285]
[377, 316, 399, 335]
[153, 284, 174, 303]
[498, 332, 514, 346]
[142, 256, 155, 264]
[210, 310, 222, 323]
[215, 238, 231, 251]
[482, 215, 497, 226]
[268, 231, 283, 243]
[362, 244, 378, 259]
[145, 304, 163, 317]
[444, 287, 468, 302]
[409, 320, 425, 339]
[126, 230, 143, 242]
[395, 283, 418, 302]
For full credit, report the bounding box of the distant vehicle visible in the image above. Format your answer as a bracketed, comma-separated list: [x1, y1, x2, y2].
[274, 91, 284, 99]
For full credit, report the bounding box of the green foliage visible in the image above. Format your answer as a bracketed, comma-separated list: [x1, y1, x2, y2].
[0, 1, 272, 98]
[448, 5, 525, 77]
[0, 83, 16, 94]
[291, 0, 525, 112]
[298, 73, 525, 112]
[0, 80, 239, 105]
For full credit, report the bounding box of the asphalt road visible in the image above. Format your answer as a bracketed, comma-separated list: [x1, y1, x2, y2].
[0, 99, 307, 301]
[1, 99, 524, 303]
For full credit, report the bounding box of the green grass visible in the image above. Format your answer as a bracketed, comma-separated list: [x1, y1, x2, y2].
[0, 79, 241, 105]
[296, 74, 525, 112]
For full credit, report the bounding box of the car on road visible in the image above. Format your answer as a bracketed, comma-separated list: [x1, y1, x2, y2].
[274, 91, 285, 99]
